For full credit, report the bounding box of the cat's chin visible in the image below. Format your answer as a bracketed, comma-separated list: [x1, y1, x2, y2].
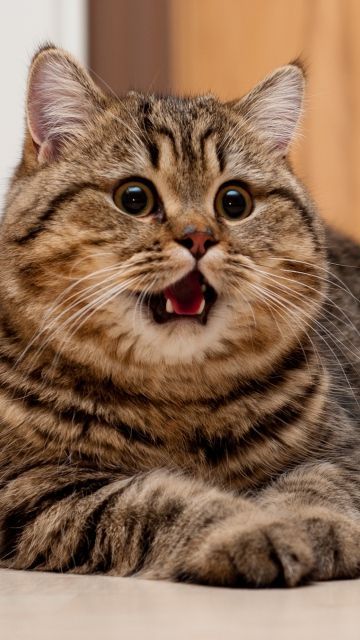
[104, 292, 240, 365]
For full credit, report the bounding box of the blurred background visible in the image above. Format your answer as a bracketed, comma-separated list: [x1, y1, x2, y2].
[1, 0, 360, 241]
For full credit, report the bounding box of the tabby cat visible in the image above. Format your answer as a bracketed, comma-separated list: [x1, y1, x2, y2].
[0, 44, 359, 587]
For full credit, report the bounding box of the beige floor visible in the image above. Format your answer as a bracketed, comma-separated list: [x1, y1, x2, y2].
[0, 569, 359, 640]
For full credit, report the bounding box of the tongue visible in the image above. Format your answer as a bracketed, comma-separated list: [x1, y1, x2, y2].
[164, 271, 204, 315]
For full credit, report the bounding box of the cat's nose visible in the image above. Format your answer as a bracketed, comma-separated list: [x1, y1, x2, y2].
[176, 228, 218, 259]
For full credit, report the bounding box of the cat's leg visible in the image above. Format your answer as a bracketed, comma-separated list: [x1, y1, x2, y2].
[0, 465, 265, 582]
[0, 464, 316, 586]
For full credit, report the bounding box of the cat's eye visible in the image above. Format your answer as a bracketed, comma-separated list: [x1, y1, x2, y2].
[215, 182, 253, 222]
[113, 179, 155, 217]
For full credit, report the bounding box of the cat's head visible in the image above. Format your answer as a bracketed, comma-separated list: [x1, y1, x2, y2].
[1, 45, 325, 369]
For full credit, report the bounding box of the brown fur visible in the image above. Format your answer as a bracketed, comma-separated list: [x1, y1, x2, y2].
[0, 45, 359, 587]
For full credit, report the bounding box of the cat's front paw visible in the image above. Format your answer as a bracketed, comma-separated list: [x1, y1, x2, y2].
[178, 513, 315, 587]
[296, 506, 360, 582]
[178, 508, 360, 587]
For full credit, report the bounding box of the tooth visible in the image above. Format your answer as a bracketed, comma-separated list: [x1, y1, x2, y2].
[201, 284, 206, 292]
[197, 298, 206, 315]
[166, 299, 174, 313]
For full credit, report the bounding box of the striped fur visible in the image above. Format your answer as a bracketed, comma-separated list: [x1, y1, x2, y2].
[0, 45, 359, 587]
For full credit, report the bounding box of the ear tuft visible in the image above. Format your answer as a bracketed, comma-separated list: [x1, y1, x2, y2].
[31, 41, 58, 63]
[288, 57, 307, 79]
[27, 46, 106, 163]
[233, 64, 305, 155]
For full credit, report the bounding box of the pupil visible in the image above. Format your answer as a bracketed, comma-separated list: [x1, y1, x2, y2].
[222, 189, 246, 218]
[122, 185, 147, 213]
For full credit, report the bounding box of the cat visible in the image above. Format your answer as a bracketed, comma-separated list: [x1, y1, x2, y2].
[0, 43, 359, 587]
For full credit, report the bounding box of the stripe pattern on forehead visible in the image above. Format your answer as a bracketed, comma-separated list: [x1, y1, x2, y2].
[141, 100, 179, 167]
[198, 127, 225, 173]
[140, 98, 225, 170]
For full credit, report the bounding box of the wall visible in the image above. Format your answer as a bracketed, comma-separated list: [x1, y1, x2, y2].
[0, 0, 87, 209]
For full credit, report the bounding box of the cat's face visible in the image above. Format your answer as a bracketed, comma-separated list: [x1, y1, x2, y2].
[1, 47, 325, 368]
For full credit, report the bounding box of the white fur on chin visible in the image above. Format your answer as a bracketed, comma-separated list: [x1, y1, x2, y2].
[105, 294, 237, 365]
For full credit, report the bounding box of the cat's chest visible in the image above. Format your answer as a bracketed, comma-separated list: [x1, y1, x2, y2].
[0, 358, 313, 491]
[69, 388, 288, 490]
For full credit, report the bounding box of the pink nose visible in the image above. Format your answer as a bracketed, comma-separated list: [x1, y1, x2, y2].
[177, 231, 217, 258]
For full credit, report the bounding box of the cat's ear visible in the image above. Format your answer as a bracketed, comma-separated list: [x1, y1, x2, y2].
[26, 44, 106, 163]
[230, 63, 305, 155]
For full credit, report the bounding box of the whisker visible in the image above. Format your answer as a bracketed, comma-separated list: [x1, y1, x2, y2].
[266, 256, 360, 304]
[248, 265, 360, 362]
[15, 253, 158, 366]
[246, 281, 359, 407]
[132, 275, 159, 331]
[48, 275, 147, 371]
[246, 264, 360, 351]
[15, 268, 133, 366]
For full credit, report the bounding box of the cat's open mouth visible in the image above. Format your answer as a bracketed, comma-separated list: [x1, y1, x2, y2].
[143, 270, 217, 325]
